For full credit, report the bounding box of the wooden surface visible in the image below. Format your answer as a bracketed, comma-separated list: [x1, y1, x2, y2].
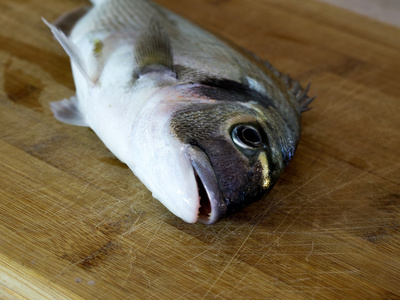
[1, 0, 400, 299]
[319, 0, 400, 27]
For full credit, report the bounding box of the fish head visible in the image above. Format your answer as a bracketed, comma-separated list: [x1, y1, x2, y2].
[170, 82, 301, 224]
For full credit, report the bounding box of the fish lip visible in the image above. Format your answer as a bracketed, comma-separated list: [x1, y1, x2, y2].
[186, 146, 227, 224]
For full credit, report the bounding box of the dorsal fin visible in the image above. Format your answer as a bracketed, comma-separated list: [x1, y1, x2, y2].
[244, 49, 316, 112]
[134, 19, 175, 77]
[267, 65, 316, 113]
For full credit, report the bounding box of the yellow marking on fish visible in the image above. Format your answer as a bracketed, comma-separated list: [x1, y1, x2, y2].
[258, 152, 271, 189]
[93, 39, 104, 56]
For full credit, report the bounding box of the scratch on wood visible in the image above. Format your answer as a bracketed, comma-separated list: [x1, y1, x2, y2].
[120, 210, 144, 237]
[143, 221, 163, 253]
[118, 246, 135, 291]
[305, 241, 314, 262]
[201, 224, 257, 299]
[272, 165, 334, 216]
[274, 207, 308, 246]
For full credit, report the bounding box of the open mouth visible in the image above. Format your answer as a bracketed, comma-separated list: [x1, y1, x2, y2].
[187, 146, 227, 224]
[194, 169, 212, 222]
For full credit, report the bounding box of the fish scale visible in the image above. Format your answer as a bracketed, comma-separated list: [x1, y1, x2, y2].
[44, 0, 314, 224]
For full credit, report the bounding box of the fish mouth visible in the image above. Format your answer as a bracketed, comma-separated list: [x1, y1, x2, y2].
[186, 146, 227, 224]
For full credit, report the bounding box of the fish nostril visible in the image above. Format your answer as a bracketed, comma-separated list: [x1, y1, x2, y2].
[195, 171, 212, 220]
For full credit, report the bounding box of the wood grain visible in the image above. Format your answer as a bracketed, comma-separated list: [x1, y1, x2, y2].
[0, 0, 399, 299]
[319, 0, 400, 27]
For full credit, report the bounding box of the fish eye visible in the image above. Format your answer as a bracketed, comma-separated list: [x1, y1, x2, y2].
[232, 125, 263, 149]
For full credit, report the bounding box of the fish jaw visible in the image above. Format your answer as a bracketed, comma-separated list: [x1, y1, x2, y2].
[133, 143, 227, 224]
[121, 86, 209, 224]
[127, 127, 202, 224]
[186, 146, 227, 224]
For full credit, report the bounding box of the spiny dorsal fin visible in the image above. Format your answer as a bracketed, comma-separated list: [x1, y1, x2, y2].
[244, 49, 316, 112]
[261, 60, 316, 113]
[134, 19, 175, 77]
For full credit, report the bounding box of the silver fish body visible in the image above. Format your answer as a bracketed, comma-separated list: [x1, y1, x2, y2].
[45, 0, 314, 224]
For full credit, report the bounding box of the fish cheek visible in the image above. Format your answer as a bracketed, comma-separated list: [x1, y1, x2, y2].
[202, 139, 273, 215]
[200, 138, 249, 202]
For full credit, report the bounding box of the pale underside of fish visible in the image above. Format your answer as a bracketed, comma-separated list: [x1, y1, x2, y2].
[44, 0, 314, 224]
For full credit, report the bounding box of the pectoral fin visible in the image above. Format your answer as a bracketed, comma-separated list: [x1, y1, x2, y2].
[43, 18, 94, 86]
[50, 96, 89, 127]
[134, 19, 175, 77]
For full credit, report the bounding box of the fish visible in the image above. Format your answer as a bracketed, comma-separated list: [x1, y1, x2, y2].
[44, 0, 314, 224]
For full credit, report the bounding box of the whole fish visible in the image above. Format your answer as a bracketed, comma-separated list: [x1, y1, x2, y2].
[44, 0, 314, 224]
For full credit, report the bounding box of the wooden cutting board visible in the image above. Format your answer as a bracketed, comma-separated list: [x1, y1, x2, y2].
[1, 0, 399, 299]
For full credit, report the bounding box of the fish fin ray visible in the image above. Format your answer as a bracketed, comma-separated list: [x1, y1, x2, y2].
[50, 96, 89, 127]
[43, 18, 94, 85]
[134, 19, 175, 77]
[244, 49, 316, 112]
[261, 60, 316, 112]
